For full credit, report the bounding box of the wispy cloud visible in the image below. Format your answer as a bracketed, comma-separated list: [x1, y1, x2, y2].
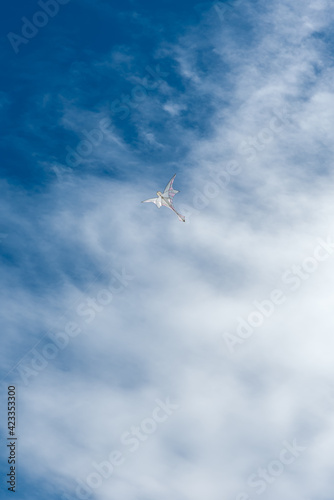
[1, 0, 334, 499]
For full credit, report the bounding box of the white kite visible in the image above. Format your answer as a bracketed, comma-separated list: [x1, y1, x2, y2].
[142, 174, 185, 222]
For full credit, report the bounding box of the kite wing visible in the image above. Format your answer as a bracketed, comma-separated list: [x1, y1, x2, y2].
[141, 197, 162, 208]
[162, 174, 179, 201]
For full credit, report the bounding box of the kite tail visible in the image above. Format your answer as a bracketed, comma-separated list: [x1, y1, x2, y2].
[170, 205, 185, 222]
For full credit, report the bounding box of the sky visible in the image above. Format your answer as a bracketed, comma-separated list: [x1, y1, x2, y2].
[1, 0, 334, 499]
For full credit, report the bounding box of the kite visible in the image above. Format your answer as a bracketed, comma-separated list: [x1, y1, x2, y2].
[142, 174, 185, 222]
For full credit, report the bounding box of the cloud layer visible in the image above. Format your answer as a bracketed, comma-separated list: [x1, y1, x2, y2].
[1, 1, 334, 499]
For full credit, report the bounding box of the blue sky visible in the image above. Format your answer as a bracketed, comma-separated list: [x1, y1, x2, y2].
[1, 0, 334, 499]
